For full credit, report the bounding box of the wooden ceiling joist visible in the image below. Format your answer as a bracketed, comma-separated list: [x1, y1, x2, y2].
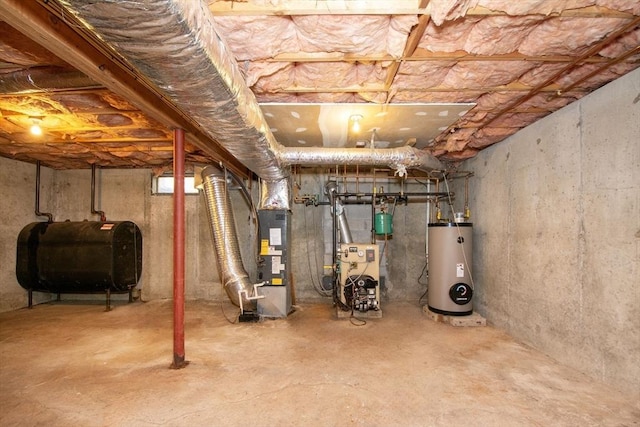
[208, 1, 634, 19]
[0, 0, 249, 176]
[266, 51, 613, 64]
[208, 0, 426, 15]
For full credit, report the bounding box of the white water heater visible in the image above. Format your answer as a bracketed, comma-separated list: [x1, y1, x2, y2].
[427, 222, 473, 316]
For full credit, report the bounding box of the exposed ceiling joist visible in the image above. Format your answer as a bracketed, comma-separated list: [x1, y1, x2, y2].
[208, 1, 634, 19]
[266, 51, 614, 64]
[477, 14, 640, 131]
[0, 0, 249, 176]
[1, 0, 638, 169]
[208, 0, 426, 15]
[384, 13, 431, 91]
[268, 82, 569, 94]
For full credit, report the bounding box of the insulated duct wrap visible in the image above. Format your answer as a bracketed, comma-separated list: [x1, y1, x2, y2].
[201, 166, 254, 307]
[60, 0, 442, 179]
[61, 0, 285, 181]
[260, 178, 290, 210]
[279, 146, 442, 175]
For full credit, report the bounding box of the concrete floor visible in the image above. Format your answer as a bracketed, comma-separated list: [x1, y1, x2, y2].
[1, 300, 638, 426]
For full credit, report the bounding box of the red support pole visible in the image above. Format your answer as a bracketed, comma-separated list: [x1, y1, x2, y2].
[172, 128, 187, 368]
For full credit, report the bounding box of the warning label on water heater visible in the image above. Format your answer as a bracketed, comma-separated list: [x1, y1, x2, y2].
[456, 263, 465, 277]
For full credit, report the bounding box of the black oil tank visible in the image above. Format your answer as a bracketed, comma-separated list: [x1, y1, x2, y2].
[16, 221, 142, 293]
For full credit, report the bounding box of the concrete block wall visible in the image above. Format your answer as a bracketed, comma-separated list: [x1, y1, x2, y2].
[459, 68, 640, 395]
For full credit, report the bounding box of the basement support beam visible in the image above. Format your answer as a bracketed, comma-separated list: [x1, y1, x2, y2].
[172, 128, 187, 370]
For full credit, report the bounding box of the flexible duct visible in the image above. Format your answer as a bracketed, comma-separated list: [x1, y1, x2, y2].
[201, 166, 254, 307]
[59, 0, 444, 307]
[279, 146, 441, 176]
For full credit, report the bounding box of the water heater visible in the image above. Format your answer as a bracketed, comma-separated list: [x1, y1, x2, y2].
[427, 222, 473, 316]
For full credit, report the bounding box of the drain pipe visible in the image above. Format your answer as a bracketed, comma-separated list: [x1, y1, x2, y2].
[90, 164, 106, 222]
[34, 161, 53, 223]
[201, 165, 255, 308]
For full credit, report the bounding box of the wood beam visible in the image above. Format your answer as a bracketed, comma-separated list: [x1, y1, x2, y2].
[466, 5, 635, 19]
[477, 15, 640, 130]
[264, 50, 613, 64]
[408, 50, 613, 63]
[384, 13, 431, 91]
[208, 0, 426, 15]
[269, 81, 569, 94]
[267, 52, 396, 63]
[208, 1, 634, 18]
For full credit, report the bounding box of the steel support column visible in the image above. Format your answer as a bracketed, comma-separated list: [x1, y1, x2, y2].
[172, 128, 187, 369]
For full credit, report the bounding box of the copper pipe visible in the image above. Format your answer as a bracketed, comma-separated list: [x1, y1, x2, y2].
[172, 128, 187, 369]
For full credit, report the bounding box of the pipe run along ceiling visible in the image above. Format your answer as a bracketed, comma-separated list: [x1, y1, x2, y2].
[0, 0, 638, 171]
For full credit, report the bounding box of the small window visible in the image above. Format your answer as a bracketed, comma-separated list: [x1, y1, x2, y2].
[152, 175, 200, 195]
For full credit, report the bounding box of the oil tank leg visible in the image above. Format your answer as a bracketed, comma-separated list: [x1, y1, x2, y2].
[56, 293, 61, 302]
[105, 288, 111, 312]
[28, 290, 33, 309]
[128, 288, 133, 303]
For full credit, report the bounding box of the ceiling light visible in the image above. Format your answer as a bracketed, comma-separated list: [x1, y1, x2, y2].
[350, 114, 363, 133]
[29, 117, 42, 136]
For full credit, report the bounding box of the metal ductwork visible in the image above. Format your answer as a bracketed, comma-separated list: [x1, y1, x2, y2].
[201, 165, 254, 307]
[60, 0, 286, 182]
[59, 0, 442, 183]
[279, 146, 441, 176]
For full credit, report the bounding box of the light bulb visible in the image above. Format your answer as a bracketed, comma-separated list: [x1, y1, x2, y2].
[350, 114, 363, 133]
[29, 118, 42, 136]
[30, 123, 42, 136]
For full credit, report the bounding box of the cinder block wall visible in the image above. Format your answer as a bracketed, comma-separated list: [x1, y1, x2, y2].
[459, 68, 640, 395]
